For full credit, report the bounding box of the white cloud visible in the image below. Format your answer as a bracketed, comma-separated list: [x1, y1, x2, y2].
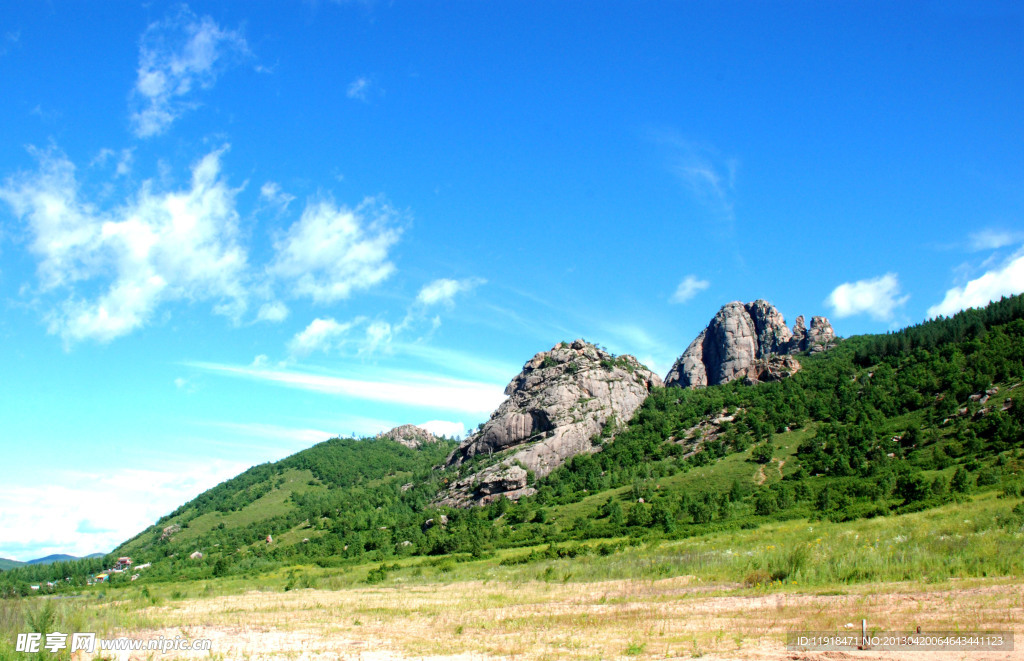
[91, 148, 134, 177]
[270, 197, 402, 303]
[418, 420, 466, 439]
[346, 77, 370, 101]
[189, 361, 506, 414]
[826, 272, 909, 321]
[363, 320, 392, 354]
[256, 300, 289, 323]
[287, 317, 358, 356]
[0, 146, 248, 344]
[130, 6, 249, 138]
[927, 250, 1024, 318]
[0, 460, 248, 561]
[416, 277, 485, 306]
[968, 229, 1024, 252]
[966, 232, 1024, 254]
[670, 274, 710, 304]
[259, 181, 295, 211]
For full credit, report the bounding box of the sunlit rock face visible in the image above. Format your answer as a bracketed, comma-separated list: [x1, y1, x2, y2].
[664, 300, 837, 389]
[439, 339, 661, 506]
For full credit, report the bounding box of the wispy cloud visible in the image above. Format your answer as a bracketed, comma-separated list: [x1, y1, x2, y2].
[287, 317, 360, 356]
[385, 341, 520, 383]
[670, 274, 710, 304]
[826, 273, 909, 321]
[928, 249, 1024, 318]
[91, 148, 135, 177]
[0, 146, 248, 344]
[968, 228, 1024, 252]
[256, 300, 289, 323]
[270, 196, 402, 303]
[346, 76, 371, 102]
[0, 29, 19, 57]
[362, 320, 393, 354]
[416, 277, 486, 307]
[130, 6, 250, 138]
[650, 130, 738, 227]
[259, 181, 295, 211]
[188, 361, 505, 414]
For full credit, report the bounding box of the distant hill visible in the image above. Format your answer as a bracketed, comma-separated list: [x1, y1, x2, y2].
[27, 554, 80, 565]
[25, 553, 106, 566]
[0, 558, 25, 571]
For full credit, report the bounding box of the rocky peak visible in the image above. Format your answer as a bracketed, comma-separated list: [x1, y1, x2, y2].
[439, 339, 662, 506]
[806, 316, 837, 353]
[377, 424, 440, 449]
[789, 315, 807, 351]
[665, 300, 837, 389]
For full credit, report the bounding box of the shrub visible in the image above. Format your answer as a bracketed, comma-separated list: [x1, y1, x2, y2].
[751, 442, 774, 464]
[743, 569, 772, 587]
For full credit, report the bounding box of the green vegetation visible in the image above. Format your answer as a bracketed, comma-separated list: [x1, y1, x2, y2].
[2, 295, 1023, 606]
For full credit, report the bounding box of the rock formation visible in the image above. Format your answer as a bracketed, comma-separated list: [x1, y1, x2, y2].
[804, 316, 837, 354]
[664, 300, 836, 389]
[377, 424, 440, 449]
[438, 339, 662, 506]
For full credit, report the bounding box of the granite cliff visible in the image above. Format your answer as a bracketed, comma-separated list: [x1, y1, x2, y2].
[664, 300, 836, 389]
[439, 339, 662, 506]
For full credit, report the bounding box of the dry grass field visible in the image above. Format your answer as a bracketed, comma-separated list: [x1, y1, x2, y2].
[74, 575, 1023, 661]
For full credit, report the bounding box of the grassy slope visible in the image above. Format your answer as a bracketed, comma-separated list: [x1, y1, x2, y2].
[170, 469, 321, 543]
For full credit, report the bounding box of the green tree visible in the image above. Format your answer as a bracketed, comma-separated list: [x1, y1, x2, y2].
[951, 466, 972, 493]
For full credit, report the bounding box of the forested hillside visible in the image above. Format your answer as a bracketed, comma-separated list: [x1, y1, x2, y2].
[3, 295, 1023, 595]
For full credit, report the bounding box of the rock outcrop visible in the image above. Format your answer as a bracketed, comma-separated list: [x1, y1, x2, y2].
[664, 300, 836, 389]
[377, 424, 440, 449]
[804, 316, 837, 354]
[438, 339, 662, 506]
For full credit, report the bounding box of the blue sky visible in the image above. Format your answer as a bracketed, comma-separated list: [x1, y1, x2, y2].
[1, 1, 1022, 560]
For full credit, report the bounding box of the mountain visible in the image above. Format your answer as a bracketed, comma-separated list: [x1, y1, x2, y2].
[107, 427, 459, 566]
[664, 300, 836, 388]
[0, 558, 25, 571]
[441, 339, 662, 506]
[5, 294, 1020, 593]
